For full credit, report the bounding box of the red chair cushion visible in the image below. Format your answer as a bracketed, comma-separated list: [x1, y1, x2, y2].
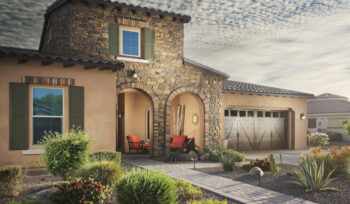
[170, 135, 186, 149]
[128, 135, 141, 149]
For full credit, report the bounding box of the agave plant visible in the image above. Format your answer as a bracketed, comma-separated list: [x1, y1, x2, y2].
[290, 156, 340, 192]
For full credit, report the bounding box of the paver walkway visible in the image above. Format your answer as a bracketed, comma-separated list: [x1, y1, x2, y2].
[126, 158, 315, 204]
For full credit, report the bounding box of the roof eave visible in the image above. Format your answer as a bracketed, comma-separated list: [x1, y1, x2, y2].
[222, 90, 315, 99]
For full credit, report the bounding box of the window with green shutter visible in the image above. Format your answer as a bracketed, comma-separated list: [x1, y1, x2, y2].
[109, 24, 119, 56]
[144, 28, 154, 60]
[9, 83, 29, 150]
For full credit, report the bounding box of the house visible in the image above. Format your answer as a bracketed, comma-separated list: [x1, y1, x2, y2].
[0, 0, 313, 166]
[307, 93, 350, 141]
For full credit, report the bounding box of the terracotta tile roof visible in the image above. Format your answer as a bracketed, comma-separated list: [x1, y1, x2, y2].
[222, 80, 314, 98]
[0, 46, 124, 71]
[183, 58, 229, 79]
[46, 0, 191, 23]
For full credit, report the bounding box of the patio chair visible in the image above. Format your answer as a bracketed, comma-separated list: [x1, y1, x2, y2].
[126, 135, 150, 154]
[185, 137, 200, 154]
[170, 135, 187, 152]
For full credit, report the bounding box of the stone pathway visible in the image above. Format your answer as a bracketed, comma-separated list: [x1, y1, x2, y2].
[127, 158, 315, 204]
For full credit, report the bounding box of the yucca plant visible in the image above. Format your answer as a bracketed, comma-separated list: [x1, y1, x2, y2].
[290, 156, 340, 192]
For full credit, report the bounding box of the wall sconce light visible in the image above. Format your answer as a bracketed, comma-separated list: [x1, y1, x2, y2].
[118, 112, 124, 119]
[300, 113, 306, 120]
[131, 70, 138, 79]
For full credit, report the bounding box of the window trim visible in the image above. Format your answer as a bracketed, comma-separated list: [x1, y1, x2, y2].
[120, 28, 141, 58]
[31, 86, 64, 146]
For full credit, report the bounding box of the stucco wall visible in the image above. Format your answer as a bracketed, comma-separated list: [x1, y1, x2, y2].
[123, 90, 153, 152]
[221, 93, 308, 149]
[0, 59, 116, 166]
[308, 115, 350, 141]
[170, 93, 204, 151]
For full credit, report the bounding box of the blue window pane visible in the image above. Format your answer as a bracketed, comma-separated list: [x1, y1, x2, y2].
[122, 30, 139, 56]
[33, 118, 62, 144]
[33, 88, 63, 116]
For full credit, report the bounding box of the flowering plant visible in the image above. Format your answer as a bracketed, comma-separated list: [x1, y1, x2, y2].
[50, 177, 111, 204]
[243, 155, 280, 172]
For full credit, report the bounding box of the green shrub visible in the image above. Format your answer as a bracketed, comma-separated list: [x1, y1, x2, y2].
[39, 128, 91, 178]
[89, 150, 122, 165]
[0, 166, 24, 197]
[204, 147, 222, 162]
[299, 146, 350, 177]
[307, 132, 329, 146]
[220, 152, 237, 172]
[6, 199, 42, 204]
[74, 160, 122, 186]
[327, 132, 343, 142]
[191, 198, 228, 204]
[243, 155, 280, 172]
[115, 169, 177, 204]
[222, 149, 245, 162]
[174, 180, 202, 201]
[291, 156, 339, 192]
[50, 177, 111, 204]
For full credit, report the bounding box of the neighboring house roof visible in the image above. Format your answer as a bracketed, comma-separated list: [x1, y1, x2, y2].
[315, 93, 348, 101]
[46, 0, 191, 23]
[307, 100, 350, 115]
[0, 46, 124, 72]
[183, 58, 229, 79]
[222, 80, 314, 98]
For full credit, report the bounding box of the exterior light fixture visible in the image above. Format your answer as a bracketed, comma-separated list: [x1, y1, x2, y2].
[300, 113, 306, 120]
[132, 70, 138, 79]
[118, 112, 123, 119]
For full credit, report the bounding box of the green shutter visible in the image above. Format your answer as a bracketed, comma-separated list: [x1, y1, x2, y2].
[69, 86, 84, 130]
[9, 83, 29, 150]
[144, 29, 154, 60]
[108, 24, 119, 56]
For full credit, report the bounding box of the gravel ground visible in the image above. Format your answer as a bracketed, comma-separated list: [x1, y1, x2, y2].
[197, 164, 350, 204]
[1, 161, 236, 204]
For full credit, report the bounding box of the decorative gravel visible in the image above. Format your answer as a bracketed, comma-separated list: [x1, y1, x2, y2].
[196, 164, 350, 204]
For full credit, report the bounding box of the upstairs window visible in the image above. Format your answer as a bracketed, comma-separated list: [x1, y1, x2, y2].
[121, 29, 140, 57]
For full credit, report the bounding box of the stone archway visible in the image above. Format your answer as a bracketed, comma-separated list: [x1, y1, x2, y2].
[116, 83, 160, 157]
[164, 87, 209, 154]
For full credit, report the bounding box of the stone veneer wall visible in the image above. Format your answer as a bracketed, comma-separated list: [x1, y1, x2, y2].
[40, 0, 224, 157]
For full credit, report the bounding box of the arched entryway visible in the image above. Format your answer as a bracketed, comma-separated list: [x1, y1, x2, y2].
[165, 87, 208, 154]
[116, 86, 156, 156]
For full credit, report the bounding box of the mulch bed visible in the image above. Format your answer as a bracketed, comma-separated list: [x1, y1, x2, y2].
[197, 164, 350, 204]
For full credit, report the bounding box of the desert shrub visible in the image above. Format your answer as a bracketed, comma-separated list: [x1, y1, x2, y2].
[299, 146, 350, 177]
[191, 198, 228, 204]
[39, 128, 91, 178]
[115, 169, 177, 204]
[174, 180, 202, 201]
[204, 147, 222, 162]
[222, 149, 245, 162]
[50, 177, 111, 204]
[6, 199, 42, 204]
[0, 166, 24, 197]
[344, 123, 350, 135]
[291, 156, 339, 192]
[220, 151, 238, 172]
[326, 132, 343, 142]
[74, 160, 122, 186]
[307, 132, 329, 146]
[243, 155, 280, 172]
[89, 150, 122, 165]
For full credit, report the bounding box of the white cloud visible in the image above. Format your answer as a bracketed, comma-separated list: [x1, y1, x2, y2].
[1, 0, 350, 97]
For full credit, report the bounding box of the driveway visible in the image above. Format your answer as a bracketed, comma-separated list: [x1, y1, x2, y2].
[242, 149, 310, 165]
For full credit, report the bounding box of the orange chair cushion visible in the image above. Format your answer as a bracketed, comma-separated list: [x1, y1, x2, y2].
[129, 135, 141, 149]
[170, 135, 186, 149]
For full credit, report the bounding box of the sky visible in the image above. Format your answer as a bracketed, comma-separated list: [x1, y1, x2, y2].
[1, 0, 350, 98]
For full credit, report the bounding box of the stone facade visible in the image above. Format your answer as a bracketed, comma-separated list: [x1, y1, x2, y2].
[40, 0, 224, 157]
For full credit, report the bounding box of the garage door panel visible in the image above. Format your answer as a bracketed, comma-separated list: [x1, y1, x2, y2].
[224, 110, 288, 150]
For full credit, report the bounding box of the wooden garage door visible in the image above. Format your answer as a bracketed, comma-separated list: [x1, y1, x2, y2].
[224, 109, 288, 150]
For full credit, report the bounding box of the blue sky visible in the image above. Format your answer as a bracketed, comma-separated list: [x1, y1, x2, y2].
[1, 0, 350, 97]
